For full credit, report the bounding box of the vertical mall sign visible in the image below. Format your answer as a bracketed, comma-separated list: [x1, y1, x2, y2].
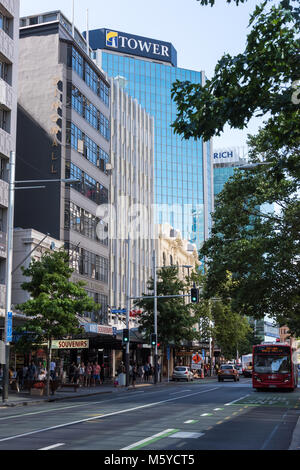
[85, 28, 178, 67]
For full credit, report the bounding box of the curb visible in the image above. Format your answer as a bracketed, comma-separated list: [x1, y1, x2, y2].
[289, 416, 300, 451]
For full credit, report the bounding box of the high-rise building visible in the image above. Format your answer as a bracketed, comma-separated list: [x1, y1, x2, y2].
[0, 0, 19, 323]
[108, 76, 155, 329]
[15, 11, 110, 323]
[87, 29, 214, 249]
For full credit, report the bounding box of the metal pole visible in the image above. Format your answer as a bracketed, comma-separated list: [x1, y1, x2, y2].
[153, 251, 158, 384]
[2, 151, 15, 403]
[125, 235, 131, 387]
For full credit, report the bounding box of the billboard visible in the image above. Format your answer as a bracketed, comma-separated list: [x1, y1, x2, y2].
[85, 28, 177, 66]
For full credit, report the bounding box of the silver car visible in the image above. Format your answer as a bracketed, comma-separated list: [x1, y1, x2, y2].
[172, 366, 194, 382]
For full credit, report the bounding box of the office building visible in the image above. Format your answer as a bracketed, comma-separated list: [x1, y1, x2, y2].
[0, 0, 19, 329]
[87, 28, 214, 249]
[108, 77, 155, 330]
[15, 11, 110, 324]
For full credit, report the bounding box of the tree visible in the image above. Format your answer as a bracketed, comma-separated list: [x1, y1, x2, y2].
[134, 267, 202, 350]
[171, 0, 300, 333]
[17, 250, 99, 397]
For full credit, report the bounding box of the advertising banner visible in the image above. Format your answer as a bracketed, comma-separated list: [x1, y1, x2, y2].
[51, 339, 89, 349]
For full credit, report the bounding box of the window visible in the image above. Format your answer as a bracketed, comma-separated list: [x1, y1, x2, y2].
[0, 60, 9, 83]
[0, 108, 9, 132]
[66, 243, 109, 284]
[66, 162, 108, 206]
[72, 47, 84, 79]
[0, 14, 11, 36]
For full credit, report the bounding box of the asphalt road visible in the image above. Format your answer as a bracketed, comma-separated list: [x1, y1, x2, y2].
[0, 378, 299, 451]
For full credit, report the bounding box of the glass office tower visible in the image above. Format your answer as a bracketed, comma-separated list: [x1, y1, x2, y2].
[88, 29, 213, 249]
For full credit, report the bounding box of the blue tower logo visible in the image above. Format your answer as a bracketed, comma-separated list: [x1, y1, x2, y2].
[106, 30, 118, 48]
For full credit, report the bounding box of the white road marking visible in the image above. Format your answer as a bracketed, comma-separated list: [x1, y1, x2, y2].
[0, 387, 219, 443]
[122, 429, 177, 450]
[225, 395, 250, 406]
[184, 420, 197, 424]
[39, 443, 65, 450]
[170, 432, 205, 439]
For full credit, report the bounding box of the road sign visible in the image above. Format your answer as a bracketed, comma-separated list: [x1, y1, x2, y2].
[7, 312, 12, 342]
[167, 346, 170, 361]
[202, 349, 205, 360]
[192, 352, 202, 364]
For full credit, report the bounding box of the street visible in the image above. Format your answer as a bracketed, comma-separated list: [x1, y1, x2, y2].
[0, 378, 299, 451]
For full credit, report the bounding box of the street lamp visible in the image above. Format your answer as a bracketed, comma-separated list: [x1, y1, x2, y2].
[1, 150, 79, 403]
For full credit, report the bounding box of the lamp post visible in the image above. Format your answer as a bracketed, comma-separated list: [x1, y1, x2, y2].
[1, 164, 79, 403]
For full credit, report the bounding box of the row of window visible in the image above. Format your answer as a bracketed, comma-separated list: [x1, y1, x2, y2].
[70, 46, 109, 107]
[69, 84, 110, 140]
[67, 121, 109, 173]
[0, 107, 9, 133]
[86, 291, 108, 324]
[67, 242, 109, 284]
[65, 201, 108, 246]
[66, 161, 108, 206]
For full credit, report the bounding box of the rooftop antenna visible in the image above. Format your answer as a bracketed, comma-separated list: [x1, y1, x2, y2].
[72, 0, 75, 37]
[86, 8, 90, 56]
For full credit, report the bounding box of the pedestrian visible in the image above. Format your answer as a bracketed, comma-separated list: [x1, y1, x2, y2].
[69, 362, 75, 383]
[148, 364, 153, 382]
[85, 362, 92, 387]
[79, 362, 85, 386]
[73, 363, 80, 384]
[50, 360, 56, 380]
[144, 363, 149, 382]
[92, 362, 101, 386]
[27, 360, 37, 388]
[132, 364, 137, 388]
[138, 364, 144, 383]
[129, 363, 133, 384]
[100, 363, 105, 384]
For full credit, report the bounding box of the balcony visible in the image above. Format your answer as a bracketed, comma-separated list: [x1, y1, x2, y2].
[0, 231, 7, 258]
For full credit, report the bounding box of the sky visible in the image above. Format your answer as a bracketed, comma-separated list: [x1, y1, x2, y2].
[20, 0, 263, 150]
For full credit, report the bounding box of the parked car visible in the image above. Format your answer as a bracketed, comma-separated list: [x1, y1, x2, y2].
[218, 364, 239, 382]
[172, 366, 194, 382]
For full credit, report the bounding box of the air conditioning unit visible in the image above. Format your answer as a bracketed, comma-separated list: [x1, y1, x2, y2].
[77, 139, 84, 154]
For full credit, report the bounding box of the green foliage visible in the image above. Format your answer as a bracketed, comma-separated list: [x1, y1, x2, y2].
[18, 250, 98, 342]
[172, 1, 299, 143]
[211, 301, 251, 359]
[134, 267, 202, 347]
[197, 0, 249, 5]
[171, 0, 300, 334]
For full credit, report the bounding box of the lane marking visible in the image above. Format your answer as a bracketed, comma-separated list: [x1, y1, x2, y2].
[122, 429, 179, 450]
[170, 432, 205, 439]
[39, 443, 65, 450]
[225, 395, 250, 406]
[0, 386, 220, 443]
[184, 420, 198, 424]
[214, 408, 224, 411]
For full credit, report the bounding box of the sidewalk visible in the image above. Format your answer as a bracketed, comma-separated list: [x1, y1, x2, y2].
[0, 376, 217, 408]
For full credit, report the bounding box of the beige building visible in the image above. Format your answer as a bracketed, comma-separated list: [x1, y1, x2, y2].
[12, 228, 63, 307]
[156, 223, 199, 277]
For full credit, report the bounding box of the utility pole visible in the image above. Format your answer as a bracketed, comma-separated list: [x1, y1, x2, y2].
[153, 251, 158, 384]
[2, 151, 15, 403]
[125, 235, 131, 387]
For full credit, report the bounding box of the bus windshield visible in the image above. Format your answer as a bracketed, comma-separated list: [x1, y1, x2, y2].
[253, 354, 291, 374]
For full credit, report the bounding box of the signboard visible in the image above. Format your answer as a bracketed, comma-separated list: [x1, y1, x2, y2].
[254, 345, 290, 354]
[51, 339, 89, 349]
[7, 312, 12, 342]
[202, 349, 205, 360]
[86, 28, 177, 67]
[192, 352, 202, 365]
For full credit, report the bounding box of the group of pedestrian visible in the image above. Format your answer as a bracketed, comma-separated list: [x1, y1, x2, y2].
[68, 361, 105, 387]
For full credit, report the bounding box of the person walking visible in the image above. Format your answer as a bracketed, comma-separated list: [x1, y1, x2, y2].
[132, 364, 137, 388]
[50, 360, 56, 380]
[27, 361, 37, 389]
[79, 362, 85, 386]
[144, 362, 149, 382]
[73, 363, 80, 384]
[69, 362, 75, 383]
[138, 364, 144, 383]
[85, 362, 92, 387]
[100, 363, 105, 384]
[92, 362, 101, 386]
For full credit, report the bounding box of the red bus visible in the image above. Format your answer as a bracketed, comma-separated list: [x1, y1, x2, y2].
[252, 343, 298, 392]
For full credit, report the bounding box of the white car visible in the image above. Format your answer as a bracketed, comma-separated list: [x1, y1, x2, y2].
[235, 364, 243, 375]
[172, 366, 194, 382]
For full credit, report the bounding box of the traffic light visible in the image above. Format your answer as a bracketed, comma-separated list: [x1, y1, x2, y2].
[191, 287, 199, 303]
[150, 333, 157, 346]
[123, 328, 129, 343]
